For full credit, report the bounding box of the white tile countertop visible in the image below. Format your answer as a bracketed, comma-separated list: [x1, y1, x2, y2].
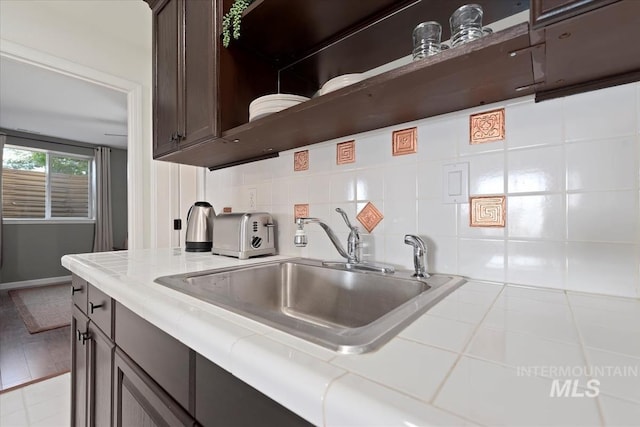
[62, 249, 640, 426]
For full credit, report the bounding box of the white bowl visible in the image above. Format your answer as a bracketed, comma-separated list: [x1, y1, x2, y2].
[249, 94, 309, 121]
[319, 73, 364, 95]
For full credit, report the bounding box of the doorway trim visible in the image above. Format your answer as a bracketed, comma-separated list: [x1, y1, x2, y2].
[0, 39, 145, 249]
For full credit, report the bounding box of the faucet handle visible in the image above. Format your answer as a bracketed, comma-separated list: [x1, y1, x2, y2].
[336, 208, 356, 231]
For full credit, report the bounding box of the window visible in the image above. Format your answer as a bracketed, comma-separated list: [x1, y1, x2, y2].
[2, 145, 94, 220]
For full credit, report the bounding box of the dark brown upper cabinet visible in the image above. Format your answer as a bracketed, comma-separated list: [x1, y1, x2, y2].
[532, 0, 640, 101]
[147, 0, 219, 158]
[530, 0, 618, 28]
[143, 0, 638, 170]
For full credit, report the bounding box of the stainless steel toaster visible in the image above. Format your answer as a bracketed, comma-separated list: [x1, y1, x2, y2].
[211, 212, 276, 259]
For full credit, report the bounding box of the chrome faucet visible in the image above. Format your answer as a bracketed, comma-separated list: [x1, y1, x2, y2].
[404, 234, 430, 278]
[336, 208, 361, 264]
[295, 208, 359, 263]
[294, 209, 394, 273]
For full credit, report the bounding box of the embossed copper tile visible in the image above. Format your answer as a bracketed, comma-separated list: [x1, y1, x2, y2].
[470, 196, 506, 227]
[356, 202, 384, 233]
[336, 140, 355, 165]
[294, 204, 309, 221]
[222, 207, 232, 213]
[470, 108, 505, 144]
[392, 127, 417, 156]
[294, 150, 309, 171]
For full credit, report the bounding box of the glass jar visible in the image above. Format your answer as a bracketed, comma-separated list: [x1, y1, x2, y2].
[412, 21, 443, 60]
[450, 4, 484, 47]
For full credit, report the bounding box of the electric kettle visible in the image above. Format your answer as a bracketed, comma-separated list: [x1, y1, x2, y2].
[185, 201, 215, 252]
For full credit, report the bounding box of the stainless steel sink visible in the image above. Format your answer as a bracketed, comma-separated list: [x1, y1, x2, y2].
[155, 258, 464, 353]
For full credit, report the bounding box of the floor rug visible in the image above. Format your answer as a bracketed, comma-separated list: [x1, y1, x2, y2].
[8, 284, 72, 334]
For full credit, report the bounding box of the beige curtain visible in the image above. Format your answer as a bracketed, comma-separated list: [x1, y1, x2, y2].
[0, 134, 4, 265]
[93, 146, 113, 252]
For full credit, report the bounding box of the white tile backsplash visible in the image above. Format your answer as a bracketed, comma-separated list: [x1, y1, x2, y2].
[506, 240, 566, 288]
[507, 145, 565, 193]
[458, 238, 506, 283]
[468, 152, 505, 195]
[417, 199, 457, 237]
[206, 82, 640, 298]
[567, 191, 639, 243]
[329, 171, 356, 202]
[566, 136, 639, 192]
[416, 115, 461, 161]
[563, 83, 638, 142]
[356, 168, 385, 201]
[507, 96, 564, 149]
[507, 194, 566, 239]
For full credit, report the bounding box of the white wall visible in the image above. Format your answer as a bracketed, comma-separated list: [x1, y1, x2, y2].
[0, 0, 200, 249]
[206, 83, 640, 298]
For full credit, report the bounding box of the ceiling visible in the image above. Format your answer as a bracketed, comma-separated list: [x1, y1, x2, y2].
[0, 56, 128, 149]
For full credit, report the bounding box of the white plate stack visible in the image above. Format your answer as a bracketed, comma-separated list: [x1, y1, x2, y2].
[318, 73, 364, 96]
[249, 94, 310, 121]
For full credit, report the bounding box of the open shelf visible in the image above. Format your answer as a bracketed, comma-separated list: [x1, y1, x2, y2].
[159, 22, 534, 169]
[150, 0, 640, 170]
[235, 0, 529, 89]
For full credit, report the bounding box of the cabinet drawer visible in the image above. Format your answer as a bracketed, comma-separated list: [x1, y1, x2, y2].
[114, 302, 191, 411]
[87, 284, 113, 338]
[72, 275, 88, 313]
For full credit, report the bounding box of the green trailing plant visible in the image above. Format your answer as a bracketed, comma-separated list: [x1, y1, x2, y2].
[222, 0, 253, 48]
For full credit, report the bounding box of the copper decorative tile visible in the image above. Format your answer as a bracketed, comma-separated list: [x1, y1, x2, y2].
[470, 196, 506, 227]
[356, 202, 384, 233]
[470, 108, 505, 144]
[294, 150, 309, 171]
[392, 127, 417, 156]
[294, 204, 309, 221]
[336, 140, 355, 165]
[222, 207, 232, 213]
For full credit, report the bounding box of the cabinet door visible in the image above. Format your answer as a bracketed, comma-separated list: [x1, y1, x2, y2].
[71, 306, 89, 427]
[531, 0, 618, 28]
[181, 0, 219, 148]
[87, 322, 114, 427]
[152, 0, 181, 157]
[113, 349, 194, 427]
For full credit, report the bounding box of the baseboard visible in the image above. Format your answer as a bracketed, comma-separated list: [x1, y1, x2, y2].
[0, 275, 72, 291]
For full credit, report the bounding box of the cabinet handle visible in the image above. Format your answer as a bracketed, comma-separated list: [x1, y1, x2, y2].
[176, 131, 184, 140]
[71, 287, 82, 295]
[89, 302, 104, 314]
[76, 329, 82, 341]
[80, 331, 91, 345]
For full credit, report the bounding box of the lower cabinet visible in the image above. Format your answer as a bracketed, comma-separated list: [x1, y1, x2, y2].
[71, 306, 88, 427]
[113, 349, 194, 427]
[71, 305, 114, 427]
[88, 322, 114, 426]
[71, 274, 311, 427]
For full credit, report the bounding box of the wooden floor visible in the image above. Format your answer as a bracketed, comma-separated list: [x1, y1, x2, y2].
[0, 290, 71, 392]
